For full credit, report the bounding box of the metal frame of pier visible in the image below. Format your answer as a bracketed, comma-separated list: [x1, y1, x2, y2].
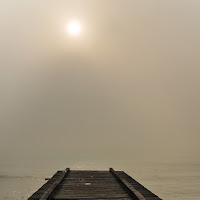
[28, 168, 162, 200]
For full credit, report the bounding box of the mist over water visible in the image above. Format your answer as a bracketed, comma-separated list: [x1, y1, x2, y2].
[0, 156, 200, 200]
[0, 1, 200, 200]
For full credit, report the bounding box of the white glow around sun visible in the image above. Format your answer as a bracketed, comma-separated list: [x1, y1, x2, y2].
[67, 20, 82, 36]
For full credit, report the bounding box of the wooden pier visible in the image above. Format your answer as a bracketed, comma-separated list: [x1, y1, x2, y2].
[28, 168, 162, 200]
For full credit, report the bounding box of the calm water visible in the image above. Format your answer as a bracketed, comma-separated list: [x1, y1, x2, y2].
[0, 157, 200, 200]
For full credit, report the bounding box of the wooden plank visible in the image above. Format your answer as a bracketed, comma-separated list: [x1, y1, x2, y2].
[39, 168, 69, 200]
[51, 169, 130, 199]
[29, 169, 162, 200]
[110, 168, 146, 200]
[115, 171, 162, 200]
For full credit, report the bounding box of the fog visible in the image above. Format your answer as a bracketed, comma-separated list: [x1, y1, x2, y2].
[0, 0, 200, 163]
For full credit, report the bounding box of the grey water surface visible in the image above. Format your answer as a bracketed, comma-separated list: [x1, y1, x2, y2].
[0, 157, 200, 200]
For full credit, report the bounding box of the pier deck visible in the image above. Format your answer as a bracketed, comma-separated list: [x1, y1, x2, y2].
[28, 168, 162, 200]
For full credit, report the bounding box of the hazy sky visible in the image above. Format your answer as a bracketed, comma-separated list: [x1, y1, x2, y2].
[0, 0, 200, 162]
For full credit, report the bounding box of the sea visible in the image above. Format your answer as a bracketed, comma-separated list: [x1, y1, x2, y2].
[0, 156, 200, 200]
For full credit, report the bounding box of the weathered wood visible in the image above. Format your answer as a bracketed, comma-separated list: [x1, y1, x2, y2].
[39, 168, 69, 200]
[110, 168, 146, 200]
[28, 168, 162, 200]
[110, 168, 162, 200]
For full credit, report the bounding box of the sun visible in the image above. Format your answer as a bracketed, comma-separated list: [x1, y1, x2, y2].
[67, 20, 82, 36]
